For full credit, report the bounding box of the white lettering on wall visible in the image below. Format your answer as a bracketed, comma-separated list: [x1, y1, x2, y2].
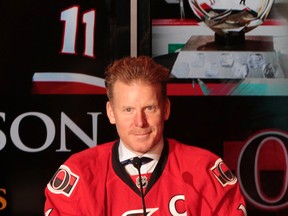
[0, 111, 102, 152]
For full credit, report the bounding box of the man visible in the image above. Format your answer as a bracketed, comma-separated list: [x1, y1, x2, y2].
[209, 0, 215, 5]
[239, 0, 246, 5]
[44, 56, 247, 215]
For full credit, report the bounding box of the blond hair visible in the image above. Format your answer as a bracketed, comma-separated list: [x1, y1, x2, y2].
[105, 56, 170, 100]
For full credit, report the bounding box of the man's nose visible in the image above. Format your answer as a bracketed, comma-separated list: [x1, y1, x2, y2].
[134, 111, 147, 127]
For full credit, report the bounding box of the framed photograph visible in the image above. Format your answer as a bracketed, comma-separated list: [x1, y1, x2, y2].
[151, 0, 288, 96]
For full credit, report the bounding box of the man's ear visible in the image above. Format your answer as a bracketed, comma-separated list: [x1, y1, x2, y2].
[164, 98, 171, 121]
[106, 101, 116, 124]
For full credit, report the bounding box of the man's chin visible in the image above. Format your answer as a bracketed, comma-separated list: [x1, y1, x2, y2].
[130, 142, 153, 154]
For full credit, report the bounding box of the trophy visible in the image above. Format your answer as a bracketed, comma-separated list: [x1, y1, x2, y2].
[171, 0, 288, 84]
[189, 0, 274, 46]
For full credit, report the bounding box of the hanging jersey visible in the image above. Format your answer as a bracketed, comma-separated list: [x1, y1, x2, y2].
[0, 0, 131, 94]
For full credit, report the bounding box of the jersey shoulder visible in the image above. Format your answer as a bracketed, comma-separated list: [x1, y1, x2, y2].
[167, 138, 219, 162]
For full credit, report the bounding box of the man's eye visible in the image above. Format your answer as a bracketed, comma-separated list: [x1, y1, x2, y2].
[125, 108, 132, 112]
[146, 106, 156, 112]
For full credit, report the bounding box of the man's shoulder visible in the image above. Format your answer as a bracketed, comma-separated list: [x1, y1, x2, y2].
[167, 138, 219, 160]
[68, 140, 115, 163]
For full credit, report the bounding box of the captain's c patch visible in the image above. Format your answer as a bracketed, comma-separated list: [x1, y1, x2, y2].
[211, 158, 237, 187]
[47, 165, 80, 197]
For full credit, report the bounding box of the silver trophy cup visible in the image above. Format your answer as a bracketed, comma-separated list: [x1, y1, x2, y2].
[188, 0, 274, 45]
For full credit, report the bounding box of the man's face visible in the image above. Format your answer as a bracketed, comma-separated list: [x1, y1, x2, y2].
[106, 80, 170, 155]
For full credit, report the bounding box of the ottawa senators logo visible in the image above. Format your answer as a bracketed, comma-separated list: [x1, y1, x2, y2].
[47, 165, 80, 197]
[211, 158, 237, 187]
[136, 175, 148, 188]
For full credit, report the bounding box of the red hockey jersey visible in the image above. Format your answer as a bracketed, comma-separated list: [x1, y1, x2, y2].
[44, 138, 247, 215]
